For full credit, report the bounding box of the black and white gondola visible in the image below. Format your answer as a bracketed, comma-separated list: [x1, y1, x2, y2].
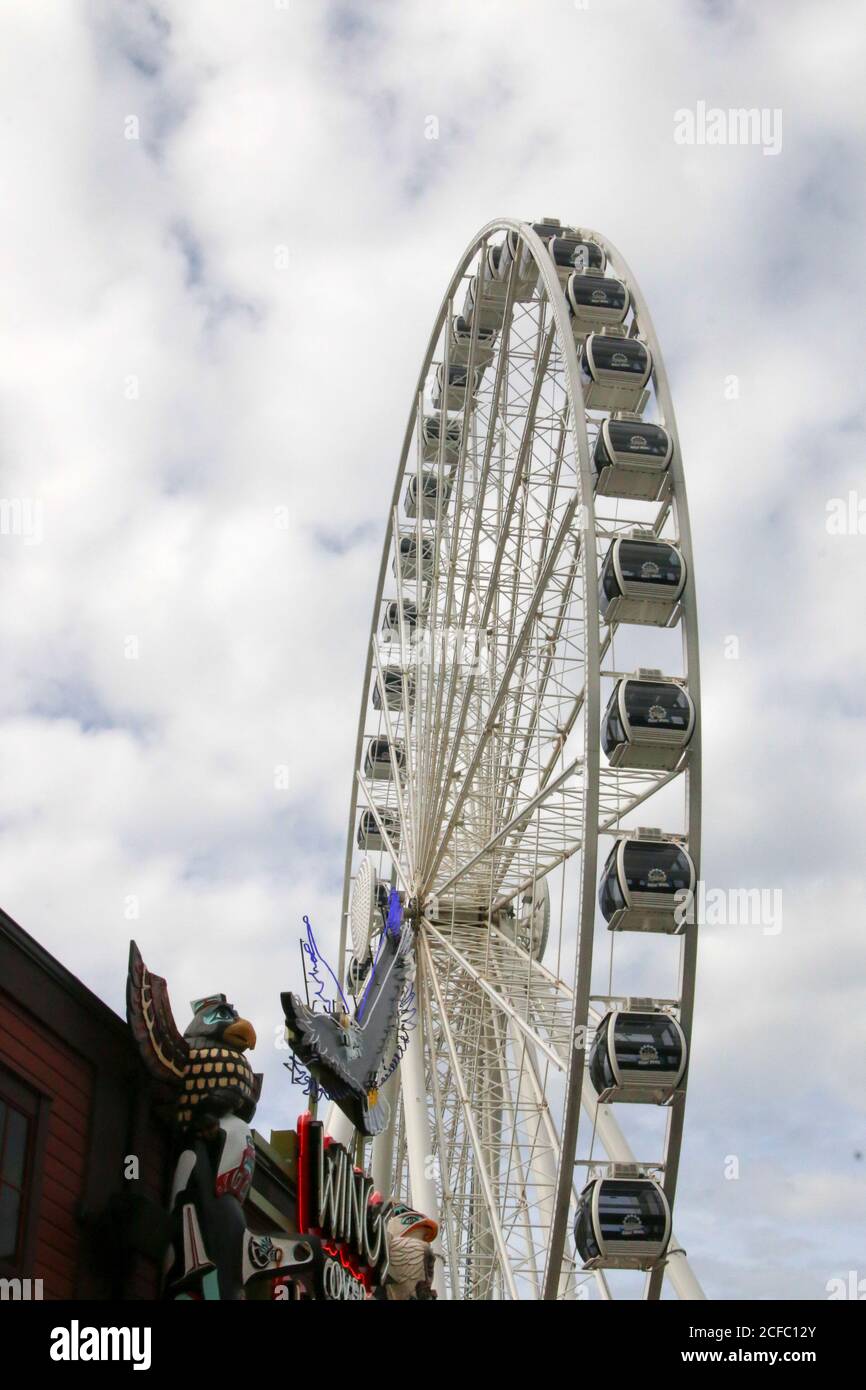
[433, 362, 482, 412]
[364, 735, 405, 780]
[589, 1009, 687, 1104]
[598, 832, 696, 934]
[421, 412, 462, 462]
[478, 242, 510, 297]
[599, 535, 686, 627]
[393, 533, 435, 583]
[381, 598, 418, 641]
[345, 954, 371, 993]
[495, 228, 540, 301]
[580, 329, 652, 412]
[372, 666, 413, 713]
[574, 1176, 672, 1271]
[602, 673, 695, 770]
[566, 268, 629, 338]
[495, 879, 551, 960]
[542, 234, 606, 292]
[356, 806, 400, 853]
[449, 314, 497, 367]
[405, 469, 453, 520]
[593, 415, 673, 500]
[461, 273, 507, 333]
[513, 217, 572, 284]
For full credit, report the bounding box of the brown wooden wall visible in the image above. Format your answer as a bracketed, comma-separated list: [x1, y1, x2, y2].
[0, 909, 173, 1299]
[0, 990, 94, 1296]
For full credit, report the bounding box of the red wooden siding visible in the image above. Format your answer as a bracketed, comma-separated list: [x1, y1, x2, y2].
[0, 989, 94, 1298]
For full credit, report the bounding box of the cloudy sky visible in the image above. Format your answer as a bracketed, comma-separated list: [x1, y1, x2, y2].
[1, 0, 864, 1300]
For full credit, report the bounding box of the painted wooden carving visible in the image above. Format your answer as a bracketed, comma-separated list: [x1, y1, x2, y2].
[281, 918, 415, 1137]
[126, 941, 313, 1299]
[383, 1201, 439, 1300]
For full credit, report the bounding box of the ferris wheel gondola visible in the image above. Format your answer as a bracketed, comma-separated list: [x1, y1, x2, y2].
[589, 1009, 687, 1103]
[599, 536, 686, 627]
[601, 675, 696, 769]
[599, 834, 696, 934]
[574, 1177, 672, 1272]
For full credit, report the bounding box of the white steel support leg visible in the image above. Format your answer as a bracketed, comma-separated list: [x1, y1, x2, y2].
[490, 1012, 540, 1298]
[324, 1101, 355, 1148]
[509, 1022, 577, 1300]
[400, 963, 447, 1298]
[475, 1011, 499, 1299]
[370, 1071, 399, 1197]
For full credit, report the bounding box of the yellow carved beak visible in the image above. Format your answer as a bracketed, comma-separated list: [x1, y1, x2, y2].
[223, 1018, 257, 1052]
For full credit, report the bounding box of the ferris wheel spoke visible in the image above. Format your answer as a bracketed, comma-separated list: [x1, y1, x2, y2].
[433, 751, 583, 906]
[418, 266, 521, 868]
[422, 487, 586, 891]
[420, 323, 557, 874]
[424, 921, 566, 1070]
[492, 605, 579, 834]
[418, 968, 463, 1294]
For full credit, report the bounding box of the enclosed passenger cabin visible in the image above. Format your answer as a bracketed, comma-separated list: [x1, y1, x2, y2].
[433, 362, 482, 412]
[515, 217, 573, 283]
[573, 1177, 671, 1271]
[495, 230, 536, 301]
[478, 243, 509, 298]
[589, 1010, 687, 1104]
[461, 274, 507, 333]
[404, 469, 453, 520]
[549, 234, 605, 276]
[599, 537, 685, 627]
[580, 331, 652, 412]
[421, 412, 462, 462]
[393, 534, 436, 583]
[364, 736, 405, 781]
[494, 880, 550, 960]
[602, 676, 695, 770]
[599, 834, 695, 934]
[346, 954, 371, 994]
[593, 416, 673, 500]
[566, 269, 629, 338]
[449, 314, 497, 367]
[381, 598, 418, 641]
[356, 807, 400, 853]
[372, 665, 413, 713]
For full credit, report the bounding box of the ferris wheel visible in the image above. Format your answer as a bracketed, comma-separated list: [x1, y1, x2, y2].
[329, 217, 705, 1301]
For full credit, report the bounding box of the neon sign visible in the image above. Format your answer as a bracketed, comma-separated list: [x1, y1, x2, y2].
[295, 1112, 389, 1299]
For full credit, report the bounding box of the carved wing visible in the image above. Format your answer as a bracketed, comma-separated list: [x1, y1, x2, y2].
[126, 940, 190, 1094]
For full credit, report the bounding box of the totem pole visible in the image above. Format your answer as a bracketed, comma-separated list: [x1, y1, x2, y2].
[126, 941, 313, 1299]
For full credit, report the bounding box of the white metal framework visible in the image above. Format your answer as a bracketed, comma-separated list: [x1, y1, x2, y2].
[334, 219, 704, 1301]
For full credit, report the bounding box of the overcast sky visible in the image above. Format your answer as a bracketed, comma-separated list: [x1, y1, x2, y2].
[1, 0, 864, 1301]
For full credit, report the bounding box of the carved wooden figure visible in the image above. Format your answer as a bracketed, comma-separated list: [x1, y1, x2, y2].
[126, 941, 313, 1298]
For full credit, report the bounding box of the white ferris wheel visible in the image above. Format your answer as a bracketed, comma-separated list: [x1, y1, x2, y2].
[329, 217, 705, 1301]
